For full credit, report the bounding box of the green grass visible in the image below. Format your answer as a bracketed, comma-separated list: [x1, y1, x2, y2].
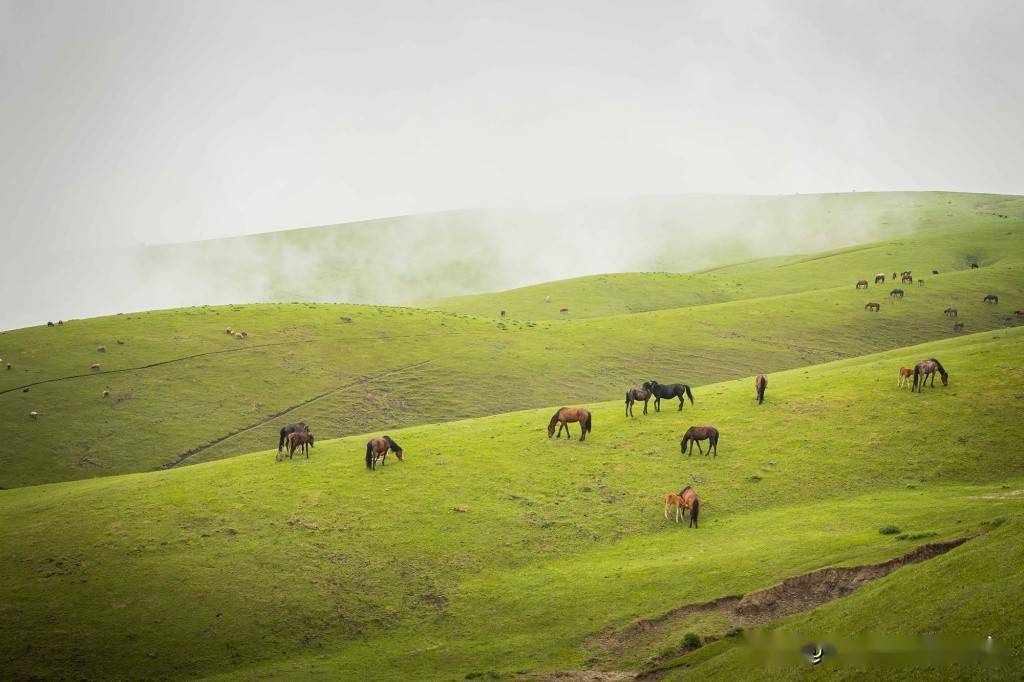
[2, 329, 1022, 680]
[2, 215, 1023, 488]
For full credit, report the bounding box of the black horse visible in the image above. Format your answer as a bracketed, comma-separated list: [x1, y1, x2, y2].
[625, 387, 652, 417]
[278, 422, 309, 453]
[642, 380, 694, 412]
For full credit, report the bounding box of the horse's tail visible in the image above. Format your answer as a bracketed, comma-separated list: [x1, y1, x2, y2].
[930, 358, 947, 378]
[913, 365, 921, 391]
[691, 497, 700, 526]
[278, 429, 286, 452]
[684, 384, 694, 405]
[585, 411, 593, 434]
[365, 441, 373, 469]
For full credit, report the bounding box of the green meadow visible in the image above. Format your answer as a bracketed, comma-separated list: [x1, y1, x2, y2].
[1, 192, 1023, 680]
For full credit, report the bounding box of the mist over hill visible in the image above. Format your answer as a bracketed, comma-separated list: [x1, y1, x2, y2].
[3, 191, 1015, 330]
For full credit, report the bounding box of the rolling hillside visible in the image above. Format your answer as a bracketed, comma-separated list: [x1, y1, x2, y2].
[1, 330, 1021, 680]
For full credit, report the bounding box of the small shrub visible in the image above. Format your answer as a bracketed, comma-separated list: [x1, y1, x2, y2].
[681, 632, 703, 651]
[878, 525, 901, 535]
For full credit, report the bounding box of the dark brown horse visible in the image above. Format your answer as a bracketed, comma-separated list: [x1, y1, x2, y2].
[365, 435, 403, 470]
[901, 274, 913, 284]
[944, 307, 958, 317]
[912, 358, 948, 393]
[677, 485, 701, 528]
[681, 426, 719, 457]
[279, 430, 314, 460]
[983, 294, 999, 304]
[548, 407, 592, 441]
[864, 302, 880, 311]
[855, 279, 869, 289]
[625, 387, 652, 417]
[889, 288, 904, 300]
[278, 422, 309, 453]
[754, 374, 767, 404]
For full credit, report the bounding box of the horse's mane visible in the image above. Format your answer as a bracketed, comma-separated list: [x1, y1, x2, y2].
[385, 435, 402, 452]
[548, 408, 563, 427]
[930, 358, 948, 377]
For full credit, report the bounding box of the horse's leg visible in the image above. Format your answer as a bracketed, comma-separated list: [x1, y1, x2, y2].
[676, 504, 682, 523]
[655, 397, 660, 412]
[643, 398, 648, 415]
[677, 395, 683, 411]
[696, 440, 704, 456]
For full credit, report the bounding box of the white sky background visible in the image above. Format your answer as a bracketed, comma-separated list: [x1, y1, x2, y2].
[2, 0, 1022, 252]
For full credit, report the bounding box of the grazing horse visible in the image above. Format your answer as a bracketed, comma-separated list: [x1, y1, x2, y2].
[864, 302, 880, 311]
[754, 374, 768, 404]
[901, 274, 913, 284]
[970, 263, 979, 269]
[677, 486, 702, 528]
[278, 422, 309, 453]
[953, 321, 964, 332]
[642, 380, 694, 412]
[279, 431, 314, 460]
[874, 273, 886, 284]
[855, 279, 869, 289]
[681, 426, 719, 457]
[625, 387, 652, 417]
[889, 288, 904, 300]
[897, 366, 914, 388]
[917, 279, 924, 286]
[547, 407, 592, 441]
[944, 307, 958, 317]
[365, 435, 403, 470]
[983, 294, 999, 304]
[912, 358, 948, 393]
[1015, 310, 1024, 318]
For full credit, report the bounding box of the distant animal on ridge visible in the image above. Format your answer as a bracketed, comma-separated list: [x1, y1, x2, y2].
[547, 407, 592, 441]
[932, 270, 939, 275]
[889, 289, 904, 300]
[864, 302, 880, 312]
[983, 294, 999, 304]
[944, 307, 957, 317]
[1015, 310, 1024, 318]
[625, 387, 652, 417]
[897, 366, 914, 388]
[642, 380, 694, 412]
[559, 308, 569, 314]
[365, 435, 403, 470]
[912, 358, 948, 393]
[500, 310, 507, 318]
[874, 273, 886, 284]
[856, 279, 869, 289]
[681, 426, 719, 457]
[278, 422, 309, 453]
[754, 374, 768, 404]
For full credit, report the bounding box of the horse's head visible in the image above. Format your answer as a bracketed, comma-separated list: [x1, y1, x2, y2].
[940, 373, 949, 386]
[308, 434, 315, 447]
[547, 422, 556, 438]
[394, 448, 404, 461]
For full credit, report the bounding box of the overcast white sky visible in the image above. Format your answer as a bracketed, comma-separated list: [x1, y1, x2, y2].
[1, 0, 1023, 251]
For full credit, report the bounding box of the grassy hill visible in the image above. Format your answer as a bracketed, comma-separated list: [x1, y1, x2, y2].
[1, 329, 1021, 680]
[2, 244, 1022, 488]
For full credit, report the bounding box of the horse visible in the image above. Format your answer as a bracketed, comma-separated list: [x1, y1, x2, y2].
[678, 485, 702, 528]
[754, 374, 767, 404]
[912, 358, 948, 393]
[681, 426, 719, 457]
[970, 263, 979, 269]
[944, 307, 958, 317]
[892, 272, 897, 280]
[500, 310, 507, 318]
[932, 270, 939, 275]
[889, 289, 904, 300]
[1015, 310, 1024, 318]
[547, 407, 592, 441]
[864, 302, 880, 311]
[642, 380, 694, 412]
[664, 493, 686, 523]
[901, 274, 913, 284]
[559, 308, 569, 314]
[953, 321, 964, 332]
[280, 430, 315, 460]
[365, 435, 403, 470]
[855, 279, 869, 289]
[278, 422, 309, 453]
[897, 366, 914, 388]
[625, 387, 652, 417]
[874, 273, 886, 284]
[983, 294, 999, 304]
[917, 279, 924, 286]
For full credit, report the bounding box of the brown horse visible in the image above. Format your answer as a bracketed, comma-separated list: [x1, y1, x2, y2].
[664, 493, 686, 523]
[901, 274, 913, 284]
[944, 307, 958, 317]
[278, 430, 315, 461]
[677, 485, 702, 528]
[897, 366, 914, 388]
[864, 302, 880, 311]
[1015, 310, 1024, 318]
[912, 358, 948, 393]
[754, 374, 767, 404]
[548, 407, 592, 441]
[681, 426, 719, 457]
[855, 279, 869, 289]
[625, 387, 652, 417]
[365, 435, 403, 470]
